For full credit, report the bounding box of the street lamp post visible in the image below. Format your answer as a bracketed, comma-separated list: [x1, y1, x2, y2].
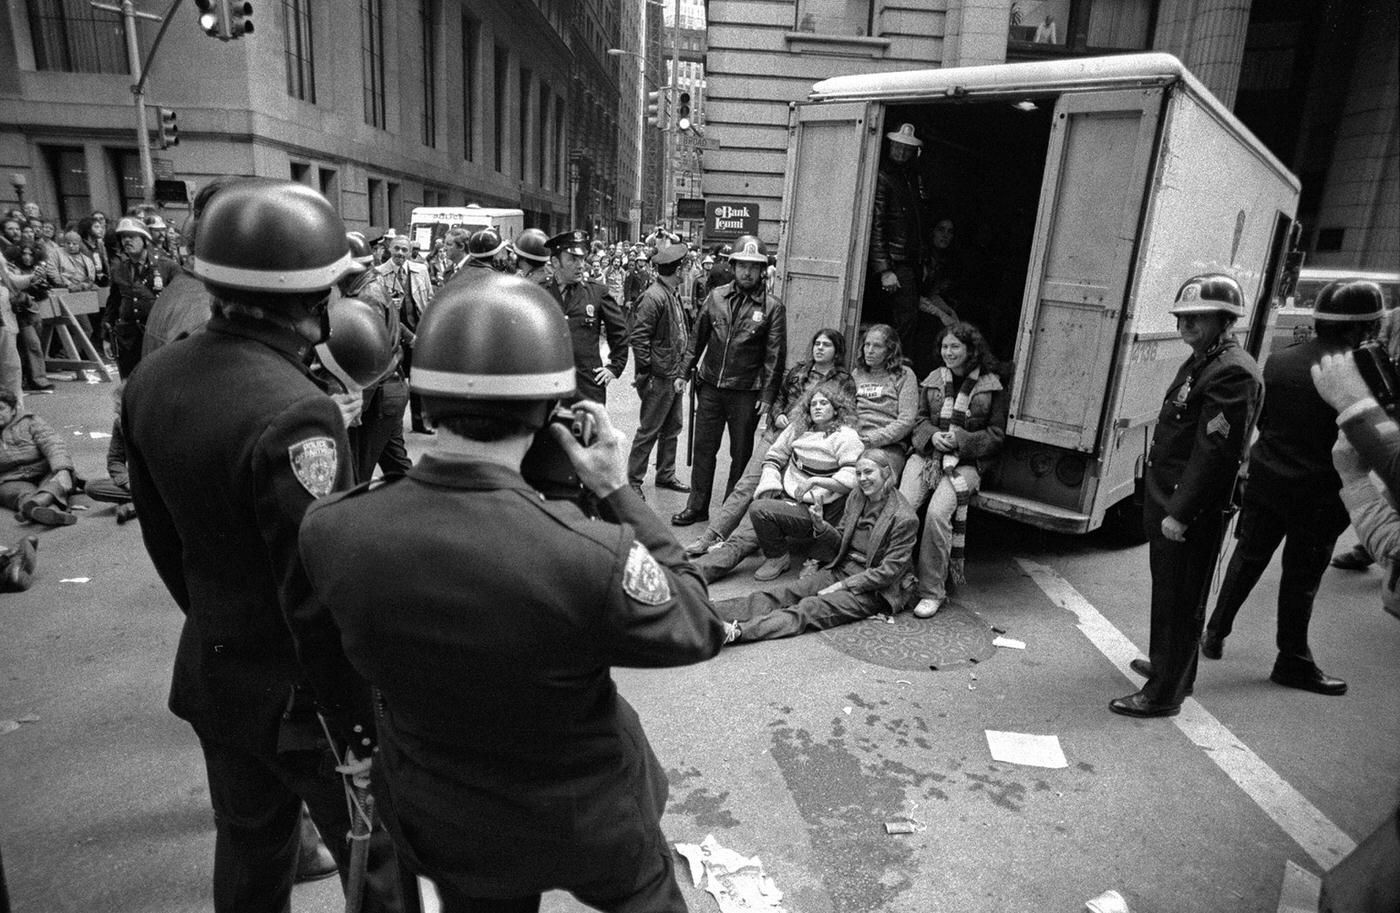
[607, 46, 649, 240]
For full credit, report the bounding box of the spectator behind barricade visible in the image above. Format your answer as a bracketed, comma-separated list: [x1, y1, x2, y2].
[684, 328, 855, 560]
[692, 380, 862, 584]
[1313, 303, 1400, 621]
[77, 216, 110, 287]
[0, 262, 27, 409]
[899, 321, 1007, 618]
[7, 242, 58, 393]
[83, 382, 137, 523]
[852, 323, 919, 481]
[0, 388, 77, 526]
[715, 447, 919, 643]
[54, 231, 99, 291]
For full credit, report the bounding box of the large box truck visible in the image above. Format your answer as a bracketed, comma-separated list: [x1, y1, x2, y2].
[776, 54, 1301, 539]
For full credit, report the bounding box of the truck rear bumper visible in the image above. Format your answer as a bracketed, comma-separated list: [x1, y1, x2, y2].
[973, 491, 1093, 534]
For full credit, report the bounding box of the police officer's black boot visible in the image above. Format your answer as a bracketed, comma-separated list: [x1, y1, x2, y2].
[293, 807, 338, 884]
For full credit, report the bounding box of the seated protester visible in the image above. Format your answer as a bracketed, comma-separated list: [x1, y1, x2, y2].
[83, 384, 137, 523]
[685, 327, 855, 557]
[898, 321, 1007, 619]
[0, 388, 77, 526]
[716, 449, 918, 643]
[852, 323, 919, 480]
[0, 534, 39, 591]
[693, 380, 863, 583]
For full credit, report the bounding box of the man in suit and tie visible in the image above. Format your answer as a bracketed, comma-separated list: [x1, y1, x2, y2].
[376, 234, 434, 433]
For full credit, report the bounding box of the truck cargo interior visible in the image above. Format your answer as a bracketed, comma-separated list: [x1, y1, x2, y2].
[871, 99, 1057, 368]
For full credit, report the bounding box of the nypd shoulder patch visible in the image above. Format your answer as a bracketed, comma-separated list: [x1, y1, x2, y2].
[1206, 413, 1231, 438]
[622, 541, 672, 606]
[289, 437, 339, 498]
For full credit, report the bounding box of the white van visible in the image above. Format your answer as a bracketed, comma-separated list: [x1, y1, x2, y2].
[777, 53, 1301, 539]
[408, 204, 525, 254]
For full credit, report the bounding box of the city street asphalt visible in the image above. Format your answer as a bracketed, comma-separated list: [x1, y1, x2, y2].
[1, 359, 1396, 913]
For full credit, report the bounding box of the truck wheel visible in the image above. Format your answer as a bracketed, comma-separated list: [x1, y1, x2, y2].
[1103, 493, 1148, 546]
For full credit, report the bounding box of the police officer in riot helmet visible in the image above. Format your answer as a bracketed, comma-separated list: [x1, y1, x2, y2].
[467, 228, 512, 273]
[123, 178, 405, 911]
[1115, 273, 1263, 718]
[299, 271, 725, 910]
[514, 227, 552, 285]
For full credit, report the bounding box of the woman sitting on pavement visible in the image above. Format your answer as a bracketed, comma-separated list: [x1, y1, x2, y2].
[0, 388, 77, 526]
[852, 323, 919, 481]
[685, 327, 854, 557]
[717, 448, 919, 644]
[693, 380, 863, 583]
[898, 321, 1007, 619]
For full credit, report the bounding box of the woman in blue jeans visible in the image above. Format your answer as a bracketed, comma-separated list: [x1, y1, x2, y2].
[717, 449, 919, 643]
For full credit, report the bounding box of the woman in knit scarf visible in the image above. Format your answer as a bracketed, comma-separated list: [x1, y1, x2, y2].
[899, 321, 1007, 618]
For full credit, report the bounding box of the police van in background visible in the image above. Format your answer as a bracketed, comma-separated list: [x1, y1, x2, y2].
[408, 204, 524, 254]
[1267, 267, 1400, 357]
[777, 53, 1301, 542]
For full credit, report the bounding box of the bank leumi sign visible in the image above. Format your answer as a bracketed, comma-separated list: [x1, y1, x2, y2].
[705, 201, 759, 239]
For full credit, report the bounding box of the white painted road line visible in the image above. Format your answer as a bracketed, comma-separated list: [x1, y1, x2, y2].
[1015, 558, 1358, 871]
[1276, 860, 1322, 913]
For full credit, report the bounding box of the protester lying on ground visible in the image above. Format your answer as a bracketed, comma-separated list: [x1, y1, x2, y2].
[685, 327, 854, 558]
[0, 388, 76, 526]
[852, 323, 919, 480]
[693, 381, 863, 583]
[899, 321, 1008, 618]
[715, 448, 918, 644]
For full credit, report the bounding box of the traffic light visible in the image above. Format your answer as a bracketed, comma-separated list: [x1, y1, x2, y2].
[195, 0, 229, 40]
[646, 89, 666, 128]
[229, 1, 252, 38]
[158, 108, 179, 149]
[676, 92, 692, 131]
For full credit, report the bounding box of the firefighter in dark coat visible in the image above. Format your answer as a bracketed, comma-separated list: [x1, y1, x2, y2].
[1204, 281, 1384, 696]
[299, 271, 726, 910]
[543, 229, 629, 403]
[123, 179, 403, 911]
[1114, 274, 1263, 718]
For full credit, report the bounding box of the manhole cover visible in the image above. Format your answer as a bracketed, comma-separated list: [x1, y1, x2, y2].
[818, 601, 996, 671]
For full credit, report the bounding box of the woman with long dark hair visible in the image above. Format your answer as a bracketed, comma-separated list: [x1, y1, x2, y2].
[899, 320, 1007, 618]
[852, 323, 919, 480]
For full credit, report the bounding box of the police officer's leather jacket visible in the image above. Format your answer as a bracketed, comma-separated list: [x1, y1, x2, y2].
[685, 280, 786, 405]
[869, 163, 926, 275]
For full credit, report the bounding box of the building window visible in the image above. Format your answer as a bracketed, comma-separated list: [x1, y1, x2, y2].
[461, 17, 477, 161]
[28, 0, 129, 73]
[110, 149, 142, 214]
[291, 161, 312, 184]
[1007, 0, 1155, 56]
[368, 177, 383, 226]
[793, 0, 872, 36]
[387, 182, 402, 229]
[319, 168, 338, 208]
[282, 0, 316, 103]
[518, 68, 532, 182]
[360, 0, 386, 129]
[538, 84, 550, 189]
[493, 46, 509, 174]
[419, 0, 437, 147]
[554, 98, 565, 192]
[42, 146, 90, 226]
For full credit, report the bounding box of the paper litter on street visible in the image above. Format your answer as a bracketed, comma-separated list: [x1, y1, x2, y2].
[985, 730, 1068, 769]
[59, 577, 91, 584]
[675, 834, 785, 913]
[89, 431, 111, 439]
[993, 636, 1026, 649]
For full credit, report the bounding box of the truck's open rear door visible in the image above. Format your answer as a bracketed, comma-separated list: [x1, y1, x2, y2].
[1009, 89, 1164, 453]
[777, 101, 881, 355]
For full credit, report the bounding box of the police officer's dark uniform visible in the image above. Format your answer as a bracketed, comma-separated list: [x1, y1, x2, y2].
[299, 271, 726, 911]
[543, 229, 629, 403]
[123, 179, 403, 911]
[107, 216, 179, 377]
[1114, 274, 1263, 717]
[867, 123, 928, 348]
[1204, 282, 1385, 696]
[340, 232, 412, 481]
[673, 235, 787, 526]
[627, 241, 692, 494]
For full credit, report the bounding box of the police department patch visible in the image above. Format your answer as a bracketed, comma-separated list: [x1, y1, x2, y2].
[289, 437, 338, 498]
[1206, 413, 1231, 438]
[622, 541, 671, 605]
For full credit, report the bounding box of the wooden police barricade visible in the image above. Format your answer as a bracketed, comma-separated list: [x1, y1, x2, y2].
[39, 289, 112, 382]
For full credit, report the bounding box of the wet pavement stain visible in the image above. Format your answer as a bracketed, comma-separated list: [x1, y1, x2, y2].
[669, 786, 741, 829]
[769, 721, 917, 912]
[963, 770, 1028, 811]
